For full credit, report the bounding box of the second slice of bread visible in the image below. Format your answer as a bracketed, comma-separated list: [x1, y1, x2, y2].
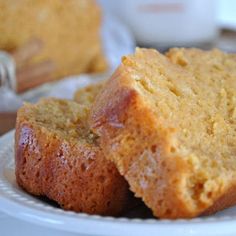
[15, 98, 130, 215]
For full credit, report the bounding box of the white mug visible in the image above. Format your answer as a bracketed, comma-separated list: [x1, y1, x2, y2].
[105, 0, 218, 47]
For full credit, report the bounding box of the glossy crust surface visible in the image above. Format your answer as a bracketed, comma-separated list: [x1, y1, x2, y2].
[90, 48, 236, 219]
[15, 99, 130, 216]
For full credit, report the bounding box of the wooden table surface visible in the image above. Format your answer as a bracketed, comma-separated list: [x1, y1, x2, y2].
[0, 112, 16, 136]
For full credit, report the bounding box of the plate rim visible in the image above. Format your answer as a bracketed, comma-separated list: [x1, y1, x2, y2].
[1, 130, 236, 236]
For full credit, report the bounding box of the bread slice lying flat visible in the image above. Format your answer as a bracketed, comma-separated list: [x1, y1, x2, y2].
[15, 98, 130, 216]
[90, 48, 236, 219]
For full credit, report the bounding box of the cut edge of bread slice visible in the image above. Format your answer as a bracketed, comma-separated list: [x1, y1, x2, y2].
[89, 47, 236, 218]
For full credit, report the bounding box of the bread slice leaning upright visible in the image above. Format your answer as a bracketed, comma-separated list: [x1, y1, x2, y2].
[15, 97, 130, 216]
[89, 48, 236, 219]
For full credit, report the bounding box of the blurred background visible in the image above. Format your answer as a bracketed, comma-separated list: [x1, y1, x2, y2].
[0, 0, 236, 136]
[99, 0, 236, 51]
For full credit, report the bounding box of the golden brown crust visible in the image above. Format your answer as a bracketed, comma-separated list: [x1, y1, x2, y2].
[203, 184, 236, 216]
[90, 48, 236, 219]
[15, 99, 130, 216]
[0, 0, 107, 78]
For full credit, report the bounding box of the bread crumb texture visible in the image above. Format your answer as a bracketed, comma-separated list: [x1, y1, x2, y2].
[74, 82, 105, 107]
[90, 48, 236, 218]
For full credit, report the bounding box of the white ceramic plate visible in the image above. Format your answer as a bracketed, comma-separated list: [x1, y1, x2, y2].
[1, 131, 236, 236]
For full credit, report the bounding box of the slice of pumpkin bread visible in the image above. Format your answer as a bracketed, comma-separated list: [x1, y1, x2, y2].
[15, 98, 130, 216]
[90, 48, 236, 218]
